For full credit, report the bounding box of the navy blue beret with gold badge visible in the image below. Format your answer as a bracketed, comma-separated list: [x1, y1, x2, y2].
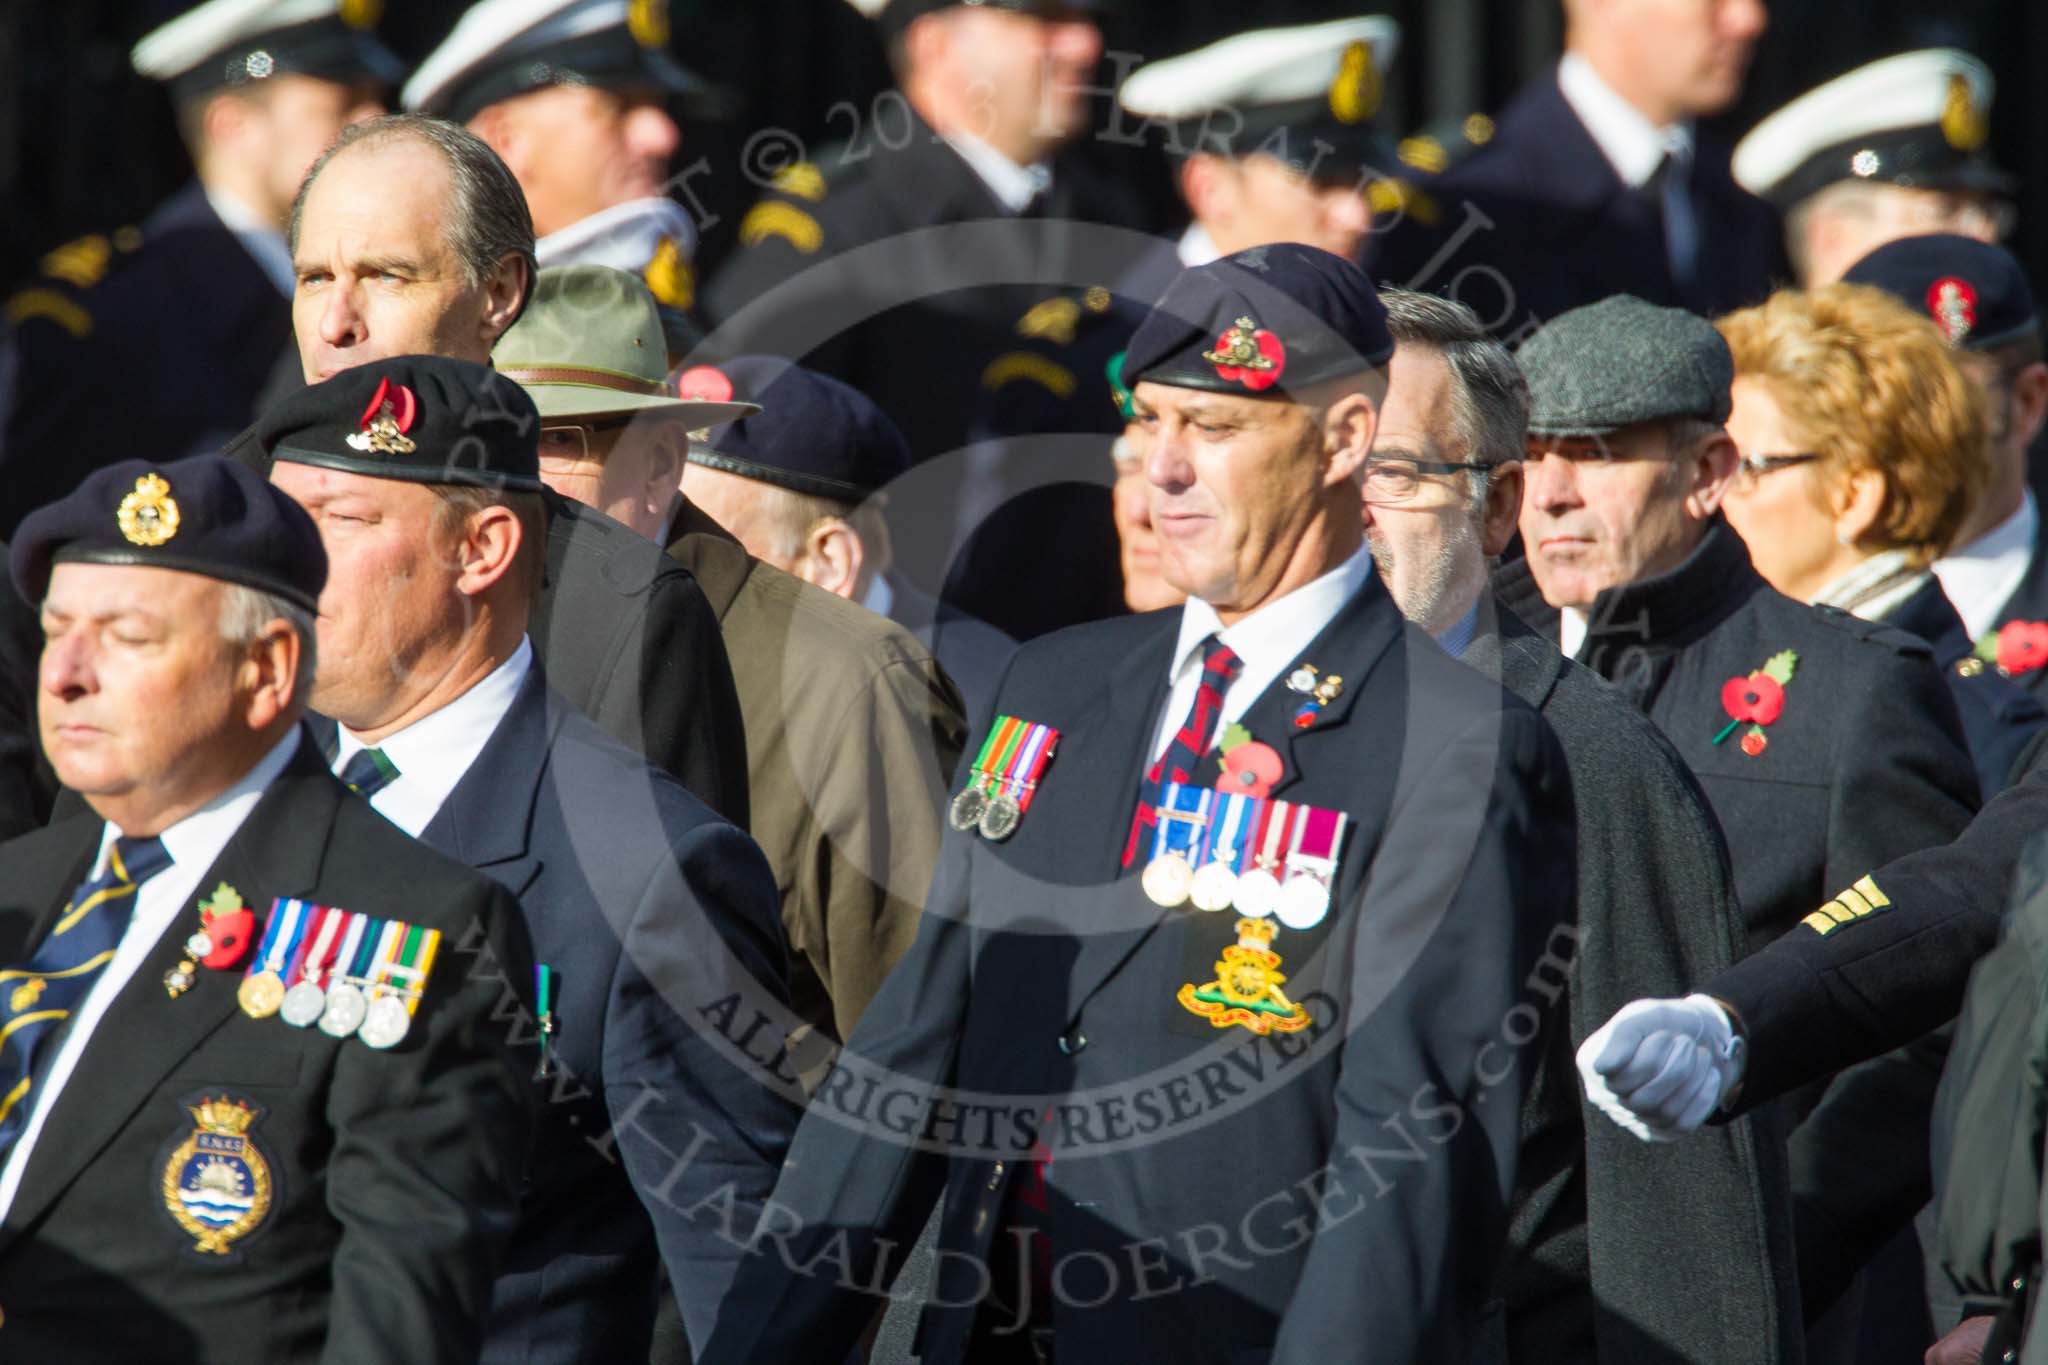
[258, 355, 544, 492]
[1842, 233, 2039, 351]
[12, 455, 327, 612]
[679, 356, 913, 500]
[1120, 242, 1392, 398]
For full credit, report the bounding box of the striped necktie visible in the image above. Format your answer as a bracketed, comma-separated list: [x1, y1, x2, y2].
[339, 747, 400, 799]
[1122, 636, 1244, 868]
[0, 835, 174, 1153]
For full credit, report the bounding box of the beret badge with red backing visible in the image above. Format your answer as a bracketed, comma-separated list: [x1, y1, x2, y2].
[345, 377, 418, 455]
[1201, 316, 1286, 391]
[1928, 277, 1979, 345]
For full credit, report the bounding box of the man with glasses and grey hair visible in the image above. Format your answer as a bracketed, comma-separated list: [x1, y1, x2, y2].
[1365, 289, 1798, 1364]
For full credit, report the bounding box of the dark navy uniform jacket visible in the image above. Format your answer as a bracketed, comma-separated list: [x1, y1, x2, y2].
[701, 574, 1577, 1364]
[1, 183, 290, 537]
[701, 110, 1155, 640]
[0, 741, 537, 1364]
[1883, 576, 2047, 797]
[404, 664, 799, 1362]
[1983, 513, 2048, 706]
[1496, 518, 1979, 957]
[1366, 73, 1784, 340]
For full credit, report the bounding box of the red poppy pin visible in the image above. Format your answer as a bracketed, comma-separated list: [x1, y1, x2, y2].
[1714, 649, 1798, 756]
[1975, 620, 2048, 676]
[1201, 315, 1285, 391]
[1927, 277, 1979, 345]
[1217, 739, 1284, 798]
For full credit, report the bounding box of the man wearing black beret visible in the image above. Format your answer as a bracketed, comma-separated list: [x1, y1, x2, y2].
[496, 266, 967, 1046]
[256, 354, 801, 1362]
[0, 453, 539, 1363]
[703, 243, 1576, 1364]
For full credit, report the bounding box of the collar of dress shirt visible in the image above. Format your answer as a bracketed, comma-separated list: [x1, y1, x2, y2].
[1178, 223, 1222, 268]
[1560, 605, 1589, 660]
[942, 132, 1053, 214]
[203, 183, 294, 297]
[1935, 490, 2038, 639]
[1433, 599, 1482, 660]
[1154, 546, 1373, 759]
[1556, 52, 1689, 189]
[334, 637, 533, 838]
[861, 573, 895, 619]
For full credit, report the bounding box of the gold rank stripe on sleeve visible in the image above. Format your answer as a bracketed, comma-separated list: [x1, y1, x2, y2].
[1801, 874, 1892, 935]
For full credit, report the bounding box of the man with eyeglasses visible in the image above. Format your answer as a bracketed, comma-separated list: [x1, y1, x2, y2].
[1362, 289, 1799, 1363]
[1492, 296, 1976, 1154]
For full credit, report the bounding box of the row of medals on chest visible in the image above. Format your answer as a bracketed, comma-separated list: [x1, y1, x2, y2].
[167, 899, 427, 1049]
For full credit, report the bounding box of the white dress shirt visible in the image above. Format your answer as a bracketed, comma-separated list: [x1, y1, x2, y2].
[0, 727, 302, 1221]
[1556, 53, 1690, 190]
[1560, 607, 1590, 661]
[1935, 491, 2038, 640]
[333, 640, 532, 839]
[204, 184, 294, 297]
[942, 133, 1053, 214]
[1150, 547, 1374, 763]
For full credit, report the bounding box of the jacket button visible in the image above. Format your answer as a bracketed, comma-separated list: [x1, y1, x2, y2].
[1958, 657, 1986, 678]
[1059, 1032, 1087, 1056]
[2014, 1275, 2027, 1293]
[986, 1161, 1006, 1190]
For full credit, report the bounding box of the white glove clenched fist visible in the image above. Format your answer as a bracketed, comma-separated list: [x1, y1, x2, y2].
[1576, 995, 1746, 1142]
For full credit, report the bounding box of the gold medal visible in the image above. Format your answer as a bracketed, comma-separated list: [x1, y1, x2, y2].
[237, 971, 285, 1019]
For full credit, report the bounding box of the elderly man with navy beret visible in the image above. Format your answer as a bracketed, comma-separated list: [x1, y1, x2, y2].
[496, 264, 967, 1044]
[701, 242, 1576, 1365]
[676, 355, 1018, 722]
[0, 454, 538, 1363]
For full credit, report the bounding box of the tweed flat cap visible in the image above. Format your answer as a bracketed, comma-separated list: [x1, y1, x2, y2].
[1520, 295, 1733, 438]
[14, 455, 326, 612]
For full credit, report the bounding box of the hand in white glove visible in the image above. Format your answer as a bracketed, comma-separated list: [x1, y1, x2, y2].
[1576, 994, 1745, 1142]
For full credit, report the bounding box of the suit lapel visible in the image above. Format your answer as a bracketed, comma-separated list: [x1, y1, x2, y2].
[419, 669, 549, 901]
[1060, 582, 1403, 1021]
[1, 747, 339, 1245]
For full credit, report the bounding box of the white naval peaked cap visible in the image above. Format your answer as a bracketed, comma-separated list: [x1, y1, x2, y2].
[132, 0, 397, 100]
[1733, 48, 2005, 207]
[1117, 16, 1400, 121]
[404, 0, 703, 122]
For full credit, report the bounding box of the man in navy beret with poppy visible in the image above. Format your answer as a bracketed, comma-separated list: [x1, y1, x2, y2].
[0, 454, 538, 1363]
[702, 243, 1576, 1365]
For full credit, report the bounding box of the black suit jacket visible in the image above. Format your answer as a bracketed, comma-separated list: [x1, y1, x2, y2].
[0, 738, 537, 1363]
[1367, 73, 1784, 339]
[0, 183, 290, 536]
[532, 490, 751, 826]
[1884, 575, 2046, 796]
[417, 667, 800, 1361]
[1987, 509, 2048, 706]
[703, 576, 1577, 1364]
